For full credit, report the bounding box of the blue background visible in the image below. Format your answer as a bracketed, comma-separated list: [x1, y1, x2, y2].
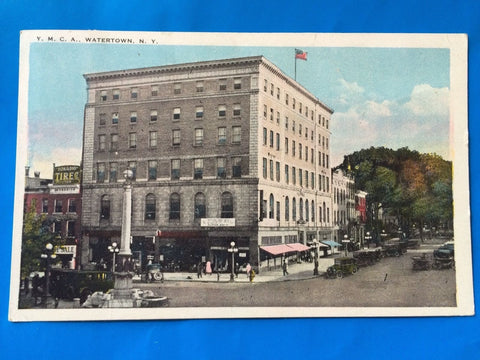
[1, 1, 478, 358]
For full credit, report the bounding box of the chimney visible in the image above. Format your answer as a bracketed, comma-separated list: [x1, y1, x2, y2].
[25, 166, 30, 177]
[34, 171, 40, 178]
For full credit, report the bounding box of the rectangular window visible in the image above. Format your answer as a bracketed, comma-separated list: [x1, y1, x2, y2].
[219, 79, 227, 91]
[276, 201, 280, 221]
[129, 132, 137, 148]
[269, 160, 274, 180]
[171, 159, 180, 179]
[292, 98, 296, 109]
[99, 113, 106, 125]
[151, 85, 159, 96]
[270, 108, 274, 121]
[299, 124, 302, 136]
[276, 133, 280, 151]
[263, 104, 267, 118]
[234, 78, 242, 89]
[319, 151, 322, 166]
[311, 172, 315, 189]
[195, 106, 204, 119]
[131, 88, 138, 99]
[109, 162, 117, 183]
[276, 111, 280, 124]
[194, 159, 204, 179]
[128, 161, 137, 180]
[326, 154, 329, 168]
[113, 89, 120, 100]
[285, 116, 288, 129]
[263, 127, 267, 146]
[195, 128, 204, 146]
[326, 176, 330, 192]
[150, 110, 158, 122]
[54, 199, 63, 213]
[67, 221, 76, 237]
[148, 160, 157, 180]
[269, 130, 274, 147]
[110, 134, 118, 151]
[218, 105, 226, 117]
[218, 127, 227, 145]
[299, 102, 302, 113]
[264, 79, 268, 92]
[263, 158, 267, 178]
[305, 170, 309, 187]
[305, 127, 308, 139]
[217, 157, 226, 178]
[42, 199, 48, 213]
[172, 129, 181, 146]
[299, 143, 303, 159]
[326, 119, 329, 129]
[292, 140, 296, 157]
[299, 169, 303, 187]
[68, 199, 76, 213]
[232, 157, 241, 178]
[112, 112, 118, 124]
[285, 137, 289, 154]
[276, 161, 280, 182]
[97, 163, 105, 183]
[149, 131, 157, 148]
[100, 90, 107, 101]
[311, 149, 314, 163]
[285, 93, 289, 105]
[130, 111, 137, 123]
[174, 83, 182, 94]
[311, 130, 314, 141]
[285, 165, 289, 184]
[98, 134, 106, 151]
[196, 81, 204, 92]
[233, 104, 241, 117]
[305, 146, 308, 161]
[292, 120, 296, 132]
[270, 83, 274, 95]
[277, 87, 280, 100]
[232, 126, 241, 144]
[326, 138, 329, 149]
[173, 107, 181, 120]
[292, 167, 296, 185]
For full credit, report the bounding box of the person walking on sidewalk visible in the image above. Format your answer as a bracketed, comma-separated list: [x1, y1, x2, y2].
[246, 263, 252, 279]
[197, 261, 203, 279]
[206, 261, 212, 275]
[282, 259, 289, 276]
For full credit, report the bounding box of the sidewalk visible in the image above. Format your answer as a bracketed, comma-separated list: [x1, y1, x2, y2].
[134, 258, 336, 284]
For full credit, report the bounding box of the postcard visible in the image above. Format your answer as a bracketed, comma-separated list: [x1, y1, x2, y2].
[9, 30, 472, 321]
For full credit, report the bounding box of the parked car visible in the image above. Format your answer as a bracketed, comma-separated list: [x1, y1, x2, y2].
[433, 243, 454, 259]
[325, 257, 358, 278]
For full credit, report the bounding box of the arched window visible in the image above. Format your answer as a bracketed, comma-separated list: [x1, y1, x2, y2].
[305, 200, 309, 222]
[269, 194, 274, 219]
[299, 198, 304, 220]
[285, 196, 290, 221]
[100, 195, 110, 220]
[145, 193, 156, 220]
[194, 193, 206, 219]
[221, 192, 233, 218]
[169, 193, 180, 220]
[292, 197, 297, 221]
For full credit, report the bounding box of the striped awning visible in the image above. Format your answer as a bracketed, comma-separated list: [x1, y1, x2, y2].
[260, 243, 311, 256]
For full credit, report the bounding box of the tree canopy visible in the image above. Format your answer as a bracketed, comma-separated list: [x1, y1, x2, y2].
[338, 146, 453, 239]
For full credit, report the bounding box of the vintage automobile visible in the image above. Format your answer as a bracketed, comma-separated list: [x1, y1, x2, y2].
[433, 243, 454, 259]
[325, 257, 358, 278]
[49, 268, 114, 304]
[143, 263, 164, 282]
[432, 256, 455, 270]
[382, 243, 404, 257]
[353, 249, 382, 267]
[411, 254, 431, 270]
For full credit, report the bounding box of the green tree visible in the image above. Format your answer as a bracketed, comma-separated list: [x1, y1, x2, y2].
[20, 206, 60, 278]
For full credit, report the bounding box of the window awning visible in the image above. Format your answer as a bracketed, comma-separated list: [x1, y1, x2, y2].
[260, 244, 292, 256]
[286, 243, 311, 252]
[321, 240, 342, 247]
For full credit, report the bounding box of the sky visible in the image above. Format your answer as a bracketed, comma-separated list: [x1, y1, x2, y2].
[26, 41, 450, 178]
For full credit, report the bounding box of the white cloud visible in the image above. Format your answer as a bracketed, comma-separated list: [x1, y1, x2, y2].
[404, 84, 449, 116]
[30, 147, 82, 179]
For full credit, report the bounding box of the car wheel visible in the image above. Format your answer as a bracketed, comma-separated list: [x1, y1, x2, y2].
[352, 266, 358, 274]
[153, 272, 163, 281]
[336, 270, 343, 278]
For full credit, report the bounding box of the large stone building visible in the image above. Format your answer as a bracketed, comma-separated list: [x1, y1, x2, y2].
[80, 56, 333, 272]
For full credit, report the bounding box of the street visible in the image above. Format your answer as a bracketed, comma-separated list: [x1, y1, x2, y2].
[139, 247, 456, 308]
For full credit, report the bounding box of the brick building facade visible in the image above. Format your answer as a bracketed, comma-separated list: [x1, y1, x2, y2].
[81, 56, 333, 272]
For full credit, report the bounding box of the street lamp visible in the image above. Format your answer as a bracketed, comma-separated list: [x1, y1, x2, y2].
[381, 229, 387, 243]
[343, 234, 349, 256]
[312, 238, 319, 275]
[40, 243, 56, 306]
[228, 241, 238, 281]
[108, 242, 119, 273]
[365, 232, 372, 248]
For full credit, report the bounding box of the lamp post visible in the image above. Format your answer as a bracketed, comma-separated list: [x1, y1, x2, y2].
[40, 243, 56, 306]
[108, 242, 119, 273]
[381, 229, 387, 244]
[343, 234, 349, 256]
[312, 238, 319, 275]
[228, 241, 238, 281]
[119, 169, 134, 268]
[365, 232, 372, 248]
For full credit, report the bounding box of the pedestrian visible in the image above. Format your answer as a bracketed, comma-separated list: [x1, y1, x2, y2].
[249, 268, 255, 282]
[246, 263, 252, 279]
[234, 262, 239, 278]
[23, 276, 30, 296]
[197, 261, 203, 279]
[282, 259, 289, 276]
[206, 261, 212, 275]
